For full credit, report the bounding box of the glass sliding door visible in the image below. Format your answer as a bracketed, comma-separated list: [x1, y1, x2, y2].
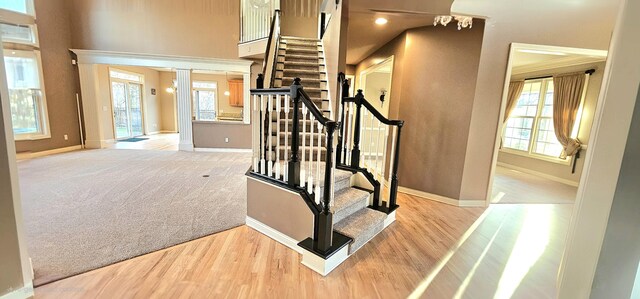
[128, 83, 143, 137]
[111, 81, 130, 139]
[110, 75, 144, 139]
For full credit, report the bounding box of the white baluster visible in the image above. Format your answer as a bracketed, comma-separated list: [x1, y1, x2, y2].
[307, 114, 315, 194]
[381, 125, 389, 184]
[260, 94, 267, 175]
[345, 102, 353, 164]
[300, 105, 307, 187]
[315, 122, 322, 205]
[267, 95, 274, 176]
[275, 94, 282, 179]
[253, 94, 259, 171]
[283, 95, 290, 181]
[374, 119, 383, 180]
[369, 112, 375, 172]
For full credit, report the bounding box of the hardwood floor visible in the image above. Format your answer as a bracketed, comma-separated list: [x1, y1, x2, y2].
[492, 166, 577, 204]
[35, 193, 572, 298]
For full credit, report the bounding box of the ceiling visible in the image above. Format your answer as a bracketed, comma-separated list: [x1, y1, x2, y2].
[511, 48, 608, 75]
[346, 0, 453, 65]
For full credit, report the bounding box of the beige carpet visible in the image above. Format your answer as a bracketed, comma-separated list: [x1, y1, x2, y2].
[491, 166, 577, 204]
[18, 149, 251, 286]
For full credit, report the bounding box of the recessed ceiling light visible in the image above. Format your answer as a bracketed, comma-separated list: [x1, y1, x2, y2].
[375, 18, 388, 25]
[518, 49, 567, 56]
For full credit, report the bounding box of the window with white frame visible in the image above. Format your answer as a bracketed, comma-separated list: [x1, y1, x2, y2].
[502, 78, 569, 161]
[0, 0, 35, 16]
[192, 81, 217, 121]
[3, 49, 49, 139]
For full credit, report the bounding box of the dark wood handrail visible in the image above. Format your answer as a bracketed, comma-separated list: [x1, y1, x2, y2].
[343, 92, 404, 127]
[250, 87, 290, 94]
[261, 9, 280, 79]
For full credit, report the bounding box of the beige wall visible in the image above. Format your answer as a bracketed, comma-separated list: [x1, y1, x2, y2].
[452, 0, 621, 201]
[354, 22, 485, 199]
[158, 71, 177, 132]
[280, 0, 320, 38]
[69, 0, 240, 59]
[321, 0, 349, 114]
[192, 122, 252, 149]
[15, 0, 81, 153]
[247, 177, 315, 241]
[497, 61, 606, 183]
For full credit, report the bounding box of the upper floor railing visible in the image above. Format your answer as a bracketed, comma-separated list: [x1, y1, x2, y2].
[240, 0, 280, 44]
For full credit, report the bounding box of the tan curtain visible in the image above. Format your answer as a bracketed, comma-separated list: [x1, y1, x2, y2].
[553, 72, 586, 158]
[504, 81, 525, 123]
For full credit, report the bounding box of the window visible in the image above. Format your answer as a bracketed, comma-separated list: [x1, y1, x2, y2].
[0, 0, 34, 16]
[4, 49, 49, 139]
[0, 23, 38, 46]
[503, 78, 573, 162]
[192, 81, 217, 121]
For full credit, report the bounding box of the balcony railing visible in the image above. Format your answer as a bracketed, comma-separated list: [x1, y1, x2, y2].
[240, 0, 279, 44]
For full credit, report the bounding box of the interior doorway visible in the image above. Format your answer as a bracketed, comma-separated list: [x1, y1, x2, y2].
[359, 56, 393, 117]
[489, 44, 608, 205]
[110, 68, 145, 139]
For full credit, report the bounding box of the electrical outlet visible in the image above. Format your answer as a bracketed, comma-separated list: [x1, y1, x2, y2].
[64, 134, 68, 140]
[225, 137, 229, 143]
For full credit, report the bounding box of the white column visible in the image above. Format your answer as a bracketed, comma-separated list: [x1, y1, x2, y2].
[176, 69, 193, 151]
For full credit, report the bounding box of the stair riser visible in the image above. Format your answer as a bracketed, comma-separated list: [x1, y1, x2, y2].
[279, 56, 324, 63]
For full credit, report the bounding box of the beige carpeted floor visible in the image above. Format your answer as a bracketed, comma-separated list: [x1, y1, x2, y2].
[18, 149, 251, 286]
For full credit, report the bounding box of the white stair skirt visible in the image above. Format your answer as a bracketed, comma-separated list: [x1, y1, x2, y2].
[246, 211, 396, 276]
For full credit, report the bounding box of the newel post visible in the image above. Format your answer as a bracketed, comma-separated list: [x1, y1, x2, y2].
[288, 78, 302, 187]
[389, 122, 404, 209]
[350, 90, 364, 168]
[316, 121, 337, 252]
[257, 74, 264, 89]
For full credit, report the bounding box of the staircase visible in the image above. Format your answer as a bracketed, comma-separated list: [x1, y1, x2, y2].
[247, 10, 404, 276]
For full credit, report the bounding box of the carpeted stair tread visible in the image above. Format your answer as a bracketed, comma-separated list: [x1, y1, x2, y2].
[332, 188, 371, 224]
[334, 208, 387, 254]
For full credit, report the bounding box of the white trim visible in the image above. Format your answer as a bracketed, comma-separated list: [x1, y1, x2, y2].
[0, 282, 34, 299]
[384, 210, 396, 228]
[194, 147, 252, 153]
[15, 145, 82, 160]
[558, 0, 640, 296]
[497, 162, 579, 187]
[512, 56, 607, 75]
[398, 186, 486, 207]
[71, 49, 254, 73]
[246, 216, 302, 254]
[300, 245, 350, 276]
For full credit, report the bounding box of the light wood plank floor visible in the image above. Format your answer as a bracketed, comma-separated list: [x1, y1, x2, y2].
[492, 166, 577, 204]
[35, 192, 572, 299]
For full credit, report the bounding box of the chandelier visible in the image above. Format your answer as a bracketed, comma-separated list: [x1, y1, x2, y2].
[433, 15, 473, 30]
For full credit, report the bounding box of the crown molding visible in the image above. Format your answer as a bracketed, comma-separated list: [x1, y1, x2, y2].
[70, 49, 254, 73]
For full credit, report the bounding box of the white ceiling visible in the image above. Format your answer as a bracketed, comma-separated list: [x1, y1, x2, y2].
[346, 0, 453, 65]
[511, 48, 607, 75]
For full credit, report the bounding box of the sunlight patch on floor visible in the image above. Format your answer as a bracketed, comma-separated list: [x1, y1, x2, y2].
[493, 205, 552, 299]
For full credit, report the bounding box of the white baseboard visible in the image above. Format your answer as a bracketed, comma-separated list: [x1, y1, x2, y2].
[194, 147, 252, 153]
[246, 216, 302, 254]
[398, 186, 486, 207]
[0, 282, 34, 299]
[384, 210, 396, 228]
[497, 162, 580, 187]
[16, 145, 82, 160]
[300, 245, 349, 276]
[179, 142, 194, 152]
